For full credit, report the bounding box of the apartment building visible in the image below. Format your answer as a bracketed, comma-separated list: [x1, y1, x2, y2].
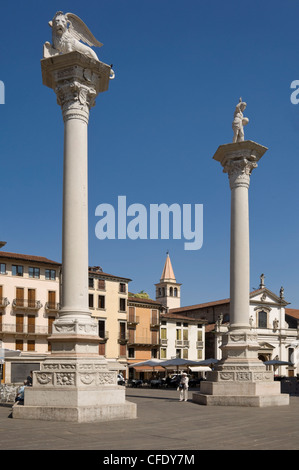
[127, 294, 165, 380]
[160, 312, 206, 361]
[88, 266, 131, 374]
[0, 247, 61, 382]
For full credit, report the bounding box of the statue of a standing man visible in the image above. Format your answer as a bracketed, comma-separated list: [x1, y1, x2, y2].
[232, 97, 249, 143]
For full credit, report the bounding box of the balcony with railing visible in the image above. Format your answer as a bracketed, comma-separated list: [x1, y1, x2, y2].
[128, 335, 161, 346]
[196, 340, 204, 349]
[175, 339, 190, 348]
[0, 323, 50, 336]
[0, 297, 10, 308]
[99, 331, 109, 342]
[45, 302, 60, 313]
[12, 299, 43, 310]
[118, 331, 129, 344]
[127, 315, 140, 327]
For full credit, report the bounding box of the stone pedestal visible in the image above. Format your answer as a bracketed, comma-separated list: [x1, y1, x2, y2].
[13, 52, 137, 422]
[193, 141, 289, 407]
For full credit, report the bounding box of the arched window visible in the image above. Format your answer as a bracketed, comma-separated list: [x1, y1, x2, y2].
[170, 287, 173, 296]
[174, 288, 178, 297]
[258, 310, 267, 328]
[162, 287, 165, 297]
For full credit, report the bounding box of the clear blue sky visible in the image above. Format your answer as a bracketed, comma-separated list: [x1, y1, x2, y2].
[1, 0, 299, 308]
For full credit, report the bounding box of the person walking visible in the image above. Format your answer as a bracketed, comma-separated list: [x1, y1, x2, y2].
[179, 372, 189, 402]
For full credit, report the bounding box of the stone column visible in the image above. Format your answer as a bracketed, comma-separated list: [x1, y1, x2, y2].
[193, 141, 289, 407]
[42, 52, 109, 354]
[12, 52, 137, 422]
[226, 153, 256, 331]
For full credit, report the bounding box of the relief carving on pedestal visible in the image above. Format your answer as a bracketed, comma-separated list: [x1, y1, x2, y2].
[36, 373, 53, 385]
[98, 372, 116, 385]
[56, 372, 76, 386]
[79, 373, 96, 385]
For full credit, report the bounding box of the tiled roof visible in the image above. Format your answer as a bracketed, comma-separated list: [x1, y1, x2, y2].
[168, 289, 278, 315]
[285, 308, 299, 320]
[0, 251, 60, 266]
[169, 298, 230, 314]
[128, 295, 163, 307]
[161, 312, 207, 323]
[89, 270, 132, 282]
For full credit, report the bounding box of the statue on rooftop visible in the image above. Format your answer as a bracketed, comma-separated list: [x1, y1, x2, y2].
[232, 97, 249, 143]
[43, 11, 103, 61]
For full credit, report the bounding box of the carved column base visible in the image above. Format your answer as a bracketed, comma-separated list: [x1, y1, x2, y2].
[193, 327, 290, 407]
[48, 317, 101, 356]
[12, 356, 137, 422]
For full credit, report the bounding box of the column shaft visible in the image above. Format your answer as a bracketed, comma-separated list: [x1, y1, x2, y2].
[230, 184, 250, 328]
[61, 117, 89, 317]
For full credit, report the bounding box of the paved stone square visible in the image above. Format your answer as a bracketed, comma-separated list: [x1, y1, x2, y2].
[0, 387, 298, 451]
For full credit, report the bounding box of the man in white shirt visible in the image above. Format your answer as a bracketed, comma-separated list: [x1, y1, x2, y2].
[179, 373, 189, 402]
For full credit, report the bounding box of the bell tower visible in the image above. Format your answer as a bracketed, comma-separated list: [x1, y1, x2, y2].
[155, 252, 181, 310]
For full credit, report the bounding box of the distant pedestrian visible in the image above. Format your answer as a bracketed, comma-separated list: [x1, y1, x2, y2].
[26, 371, 33, 386]
[178, 373, 189, 402]
[15, 381, 27, 404]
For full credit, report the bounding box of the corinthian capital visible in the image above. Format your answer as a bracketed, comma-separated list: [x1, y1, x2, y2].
[224, 158, 257, 190]
[213, 141, 268, 190]
[55, 78, 97, 124]
[41, 50, 113, 123]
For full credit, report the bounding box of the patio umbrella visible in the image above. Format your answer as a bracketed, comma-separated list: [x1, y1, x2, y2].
[0, 348, 21, 363]
[158, 358, 203, 372]
[196, 358, 219, 367]
[129, 359, 164, 368]
[263, 360, 293, 366]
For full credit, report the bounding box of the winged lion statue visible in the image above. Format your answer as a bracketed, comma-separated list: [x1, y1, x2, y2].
[43, 11, 103, 61]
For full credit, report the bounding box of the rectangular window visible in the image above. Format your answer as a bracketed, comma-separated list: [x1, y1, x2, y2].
[89, 277, 94, 288]
[48, 316, 55, 334]
[98, 320, 105, 338]
[160, 348, 167, 359]
[0, 263, 6, 274]
[183, 329, 188, 340]
[197, 329, 202, 341]
[16, 288, 24, 307]
[152, 330, 159, 344]
[161, 328, 167, 340]
[98, 279, 106, 290]
[16, 339, 23, 351]
[183, 348, 188, 359]
[99, 343, 105, 355]
[29, 267, 40, 278]
[151, 309, 159, 325]
[151, 349, 158, 358]
[45, 269, 56, 280]
[16, 317, 23, 338]
[119, 322, 126, 340]
[28, 315, 35, 333]
[197, 349, 203, 360]
[119, 343, 126, 357]
[28, 289, 36, 308]
[27, 340, 35, 351]
[48, 291, 56, 309]
[119, 283, 126, 293]
[89, 294, 94, 308]
[12, 265, 23, 276]
[176, 329, 181, 340]
[119, 298, 126, 312]
[98, 295, 105, 309]
[128, 348, 135, 358]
